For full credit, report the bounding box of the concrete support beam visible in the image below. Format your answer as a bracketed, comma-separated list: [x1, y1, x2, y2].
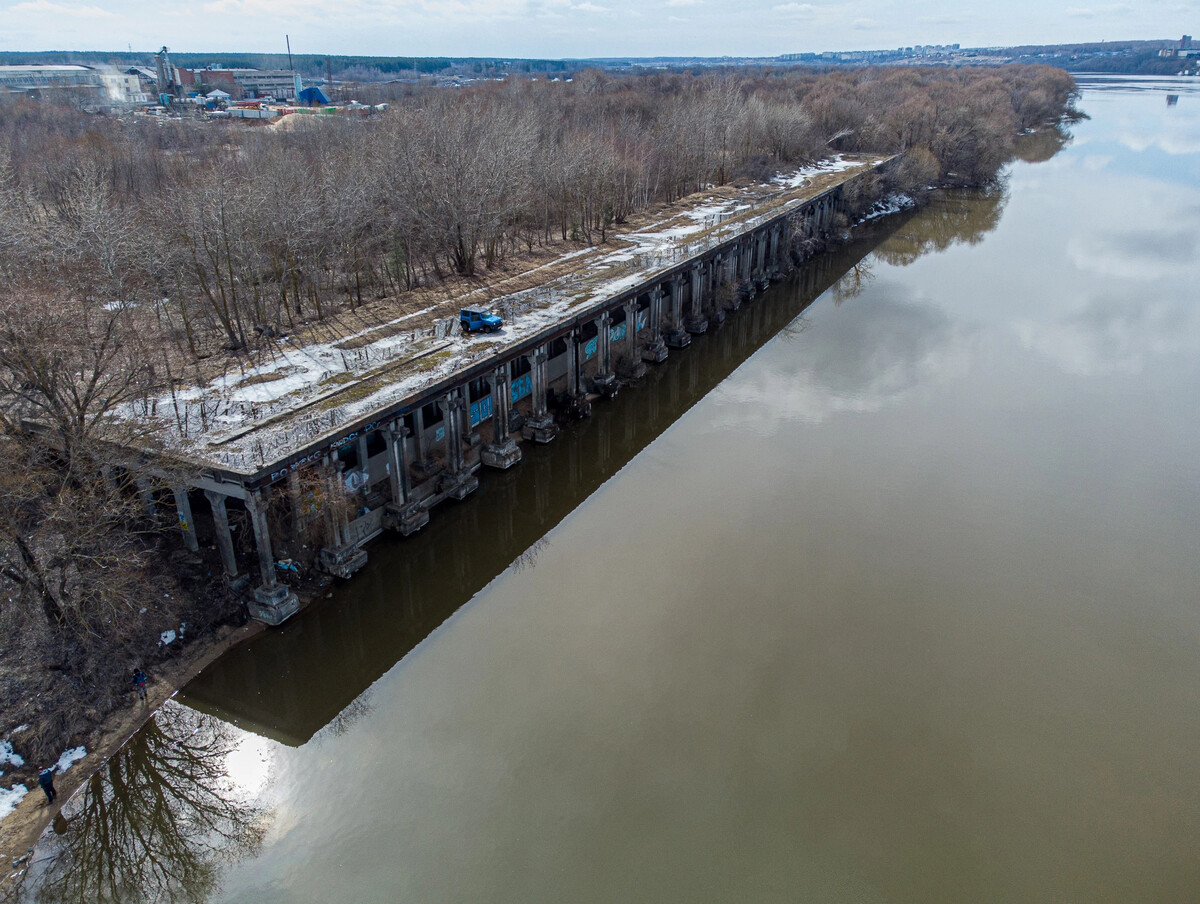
[385, 419, 429, 534]
[203, 490, 238, 579]
[245, 486, 299, 626]
[173, 486, 199, 553]
[483, 366, 523, 468]
[523, 346, 559, 443]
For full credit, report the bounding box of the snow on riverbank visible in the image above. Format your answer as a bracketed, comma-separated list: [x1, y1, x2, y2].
[0, 784, 26, 821]
[53, 747, 86, 774]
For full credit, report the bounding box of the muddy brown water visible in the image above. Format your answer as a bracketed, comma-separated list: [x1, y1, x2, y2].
[19, 77, 1200, 903]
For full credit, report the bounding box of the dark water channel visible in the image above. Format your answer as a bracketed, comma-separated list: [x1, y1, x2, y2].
[20, 77, 1200, 903]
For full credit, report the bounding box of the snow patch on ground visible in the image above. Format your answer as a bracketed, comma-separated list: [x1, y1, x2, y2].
[0, 784, 27, 821]
[0, 740, 23, 769]
[855, 193, 916, 224]
[54, 746, 87, 774]
[159, 629, 177, 646]
[771, 155, 857, 189]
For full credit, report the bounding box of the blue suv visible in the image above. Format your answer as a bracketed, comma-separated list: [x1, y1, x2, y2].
[459, 308, 503, 334]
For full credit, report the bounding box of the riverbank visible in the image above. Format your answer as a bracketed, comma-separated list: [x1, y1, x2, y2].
[0, 614, 270, 896]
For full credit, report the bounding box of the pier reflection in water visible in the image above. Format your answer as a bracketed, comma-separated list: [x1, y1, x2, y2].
[178, 225, 918, 748]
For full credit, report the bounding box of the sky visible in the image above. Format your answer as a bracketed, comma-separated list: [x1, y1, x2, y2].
[1, 0, 1197, 59]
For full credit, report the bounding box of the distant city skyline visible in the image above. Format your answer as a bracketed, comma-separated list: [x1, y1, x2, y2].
[1, 0, 1196, 59]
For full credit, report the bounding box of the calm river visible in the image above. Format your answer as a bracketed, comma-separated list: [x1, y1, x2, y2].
[21, 76, 1200, 903]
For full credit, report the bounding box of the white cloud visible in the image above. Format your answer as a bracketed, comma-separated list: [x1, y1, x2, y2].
[773, 2, 815, 15]
[8, 0, 114, 16]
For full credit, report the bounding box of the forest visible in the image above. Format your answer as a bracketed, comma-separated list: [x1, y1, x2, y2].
[0, 64, 1077, 776]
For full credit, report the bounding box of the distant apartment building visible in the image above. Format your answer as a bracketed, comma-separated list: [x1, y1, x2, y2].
[1160, 35, 1200, 57]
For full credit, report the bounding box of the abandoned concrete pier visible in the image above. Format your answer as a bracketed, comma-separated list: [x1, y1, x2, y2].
[156, 161, 892, 624]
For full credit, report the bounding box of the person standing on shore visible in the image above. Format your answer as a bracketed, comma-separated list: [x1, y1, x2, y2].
[132, 669, 147, 701]
[38, 767, 56, 805]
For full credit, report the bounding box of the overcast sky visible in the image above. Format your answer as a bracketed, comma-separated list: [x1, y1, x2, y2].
[2, 0, 1197, 59]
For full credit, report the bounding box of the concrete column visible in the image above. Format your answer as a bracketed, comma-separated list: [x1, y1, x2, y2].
[136, 477, 158, 523]
[440, 391, 464, 475]
[385, 419, 429, 534]
[287, 470, 304, 545]
[324, 456, 345, 549]
[244, 486, 299, 626]
[483, 364, 523, 469]
[666, 275, 690, 348]
[621, 299, 646, 379]
[438, 389, 479, 499]
[566, 332, 580, 397]
[686, 263, 708, 334]
[356, 433, 370, 485]
[592, 311, 618, 396]
[386, 422, 410, 505]
[318, 455, 369, 578]
[173, 486, 199, 552]
[413, 405, 428, 464]
[642, 287, 668, 363]
[203, 490, 238, 578]
[492, 365, 511, 439]
[245, 488, 278, 591]
[523, 345, 558, 442]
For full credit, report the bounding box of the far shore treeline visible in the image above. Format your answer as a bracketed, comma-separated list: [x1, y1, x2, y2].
[0, 65, 1077, 778]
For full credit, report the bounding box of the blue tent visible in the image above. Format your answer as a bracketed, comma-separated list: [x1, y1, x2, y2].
[297, 86, 331, 106]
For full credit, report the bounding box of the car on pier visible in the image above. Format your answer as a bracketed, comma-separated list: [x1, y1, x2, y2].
[459, 308, 503, 333]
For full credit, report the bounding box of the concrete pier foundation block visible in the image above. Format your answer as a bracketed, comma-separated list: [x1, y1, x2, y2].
[248, 583, 300, 626]
[641, 339, 668, 364]
[665, 329, 691, 349]
[619, 358, 647, 381]
[685, 315, 709, 335]
[319, 543, 369, 580]
[439, 470, 480, 500]
[522, 413, 559, 444]
[591, 372, 619, 398]
[384, 500, 429, 536]
[481, 437, 523, 470]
